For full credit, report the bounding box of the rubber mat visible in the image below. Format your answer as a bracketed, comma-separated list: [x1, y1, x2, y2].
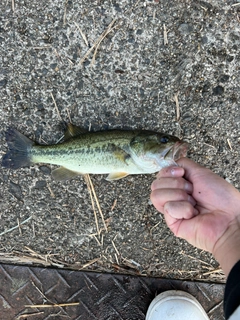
[0, 263, 224, 320]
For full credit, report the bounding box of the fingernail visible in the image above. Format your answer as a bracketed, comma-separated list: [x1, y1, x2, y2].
[184, 182, 193, 193]
[171, 167, 184, 176]
[171, 167, 179, 176]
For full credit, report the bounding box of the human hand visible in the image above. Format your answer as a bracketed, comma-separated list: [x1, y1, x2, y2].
[151, 158, 240, 275]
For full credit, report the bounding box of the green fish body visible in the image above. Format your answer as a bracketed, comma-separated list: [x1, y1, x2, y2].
[2, 124, 188, 181]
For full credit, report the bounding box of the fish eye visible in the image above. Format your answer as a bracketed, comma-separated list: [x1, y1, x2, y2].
[160, 136, 169, 143]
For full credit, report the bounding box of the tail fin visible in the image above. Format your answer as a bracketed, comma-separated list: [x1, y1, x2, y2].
[2, 128, 34, 169]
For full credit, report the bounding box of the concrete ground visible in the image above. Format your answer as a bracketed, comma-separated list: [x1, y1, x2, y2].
[0, 0, 239, 285]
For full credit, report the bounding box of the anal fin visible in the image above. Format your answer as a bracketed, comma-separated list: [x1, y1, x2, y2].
[106, 172, 129, 181]
[52, 166, 81, 181]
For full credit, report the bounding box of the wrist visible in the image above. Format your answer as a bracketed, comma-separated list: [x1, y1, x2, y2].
[213, 218, 240, 276]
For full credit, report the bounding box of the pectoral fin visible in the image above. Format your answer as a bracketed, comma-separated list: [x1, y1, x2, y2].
[106, 172, 129, 181]
[113, 148, 131, 163]
[64, 123, 88, 141]
[52, 166, 81, 181]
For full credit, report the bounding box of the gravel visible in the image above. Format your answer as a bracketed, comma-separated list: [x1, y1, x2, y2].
[0, 0, 239, 282]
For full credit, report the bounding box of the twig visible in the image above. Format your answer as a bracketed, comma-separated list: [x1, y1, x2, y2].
[17, 218, 22, 236]
[79, 18, 118, 65]
[173, 92, 180, 121]
[84, 175, 100, 235]
[87, 175, 107, 232]
[91, 18, 118, 66]
[66, 108, 72, 123]
[122, 258, 141, 269]
[79, 257, 99, 270]
[31, 280, 53, 304]
[90, 234, 102, 246]
[0, 253, 64, 267]
[0, 216, 32, 236]
[202, 268, 223, 276]
[24, 246, 55, 264]
[163, 24, 168, 45]
[180, 252, 213, 267]
[47, 183, 55, 198]
[63, 0, 67, 25]
[32, 46, 51, 50]
[17, 312, 44, 319]
[112, 240, 120, 256]
[54, 49, 63, 64]
[25, 302, 80, 308]
[203, 142, 217, 150]
[150, 221, 160, 236]
[32, 220, 36, 238]
[74, 22, 89, 47]
[12, 0, 15, 11]
[55, 134, 65, 144]
[227, 138, 233, 151]
[111, 199, 117, 211]
[50, 92, 62, 121]
[114, 253, 119, 265]
[200, 5, 208, 11]
[153, 9, 156, 21]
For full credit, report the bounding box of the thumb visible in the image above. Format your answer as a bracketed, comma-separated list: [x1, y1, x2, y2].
[176, 158, 205, 182]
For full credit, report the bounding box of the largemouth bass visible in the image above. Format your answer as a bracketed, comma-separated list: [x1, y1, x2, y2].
[1, 124, 188, 181]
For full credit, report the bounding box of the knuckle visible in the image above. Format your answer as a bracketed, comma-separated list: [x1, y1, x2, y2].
[151, 179, 159, 191]
[150, 190, 164, 210]
[157, 166, 172, 178]
[150, 190, 160, 203]
[172, 178, 183, 189]
[177, 188, 188, 200]
[184, 204, 193, 218]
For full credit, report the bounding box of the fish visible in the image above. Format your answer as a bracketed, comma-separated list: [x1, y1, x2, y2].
[1, 123, 188, 181]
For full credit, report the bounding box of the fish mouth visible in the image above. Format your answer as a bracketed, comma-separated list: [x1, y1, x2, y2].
[165, 141, 189, 161]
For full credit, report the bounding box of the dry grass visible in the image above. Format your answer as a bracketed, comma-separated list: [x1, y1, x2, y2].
[227, 138, 233, 151]
[17, 312, 45, 319]
[74, 21, 89, 47]
[163, 24, 168, 45]
[84, 174, 108, 238]
[25, 302, 79, 308]
[0, 217, 32, 237]
[173, 92, 180, 121]
[79, 18, 118, 65]
[50, 92, 62, 121]
[0, 247, 226, 283]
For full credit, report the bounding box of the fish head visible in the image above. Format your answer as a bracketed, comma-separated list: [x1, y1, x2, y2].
[164, 139, 189, 161]
[129, 131, 188, 172]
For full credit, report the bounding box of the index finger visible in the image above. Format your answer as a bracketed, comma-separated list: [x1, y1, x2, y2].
[157, 166, 185, 179]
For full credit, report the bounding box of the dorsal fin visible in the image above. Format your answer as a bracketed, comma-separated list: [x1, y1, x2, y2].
[64, 123, 88, 141]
